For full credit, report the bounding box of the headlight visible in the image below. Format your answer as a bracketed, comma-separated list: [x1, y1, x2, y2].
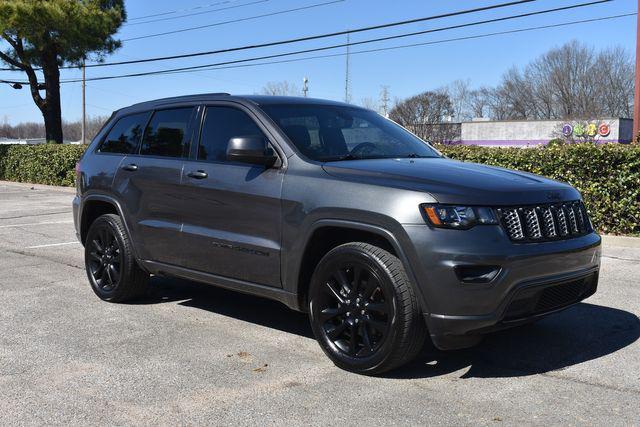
[421, 204, 498, 229]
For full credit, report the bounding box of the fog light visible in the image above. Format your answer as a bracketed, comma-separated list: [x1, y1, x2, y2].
[454, 265, 501, 284]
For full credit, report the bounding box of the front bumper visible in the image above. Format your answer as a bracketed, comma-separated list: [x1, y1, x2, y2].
[401, 224, 601, 350]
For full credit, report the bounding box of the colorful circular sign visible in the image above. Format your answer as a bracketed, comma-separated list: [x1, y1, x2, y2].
[573, 123, 585, 137]
[562, 124, 573, 137]
[598, 123, 610, 137]
[587, 123, 598, 137]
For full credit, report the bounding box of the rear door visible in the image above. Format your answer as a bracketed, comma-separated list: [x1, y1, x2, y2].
[113, 106, 198, 265]
[179, 103, 284, 287]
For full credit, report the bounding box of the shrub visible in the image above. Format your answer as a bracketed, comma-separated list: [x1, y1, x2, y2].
[438, 143, 640, 235]
[0, 144, 86, 187]
[0, 143, 638, 235]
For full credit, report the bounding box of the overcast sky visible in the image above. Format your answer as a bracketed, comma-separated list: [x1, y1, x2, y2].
[0, 0, 636, 125]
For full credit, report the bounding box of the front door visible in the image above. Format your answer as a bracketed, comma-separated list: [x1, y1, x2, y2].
[180, 104, 284, 287]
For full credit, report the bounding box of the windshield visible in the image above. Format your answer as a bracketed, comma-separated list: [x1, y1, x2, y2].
[260, 104, 441, 161]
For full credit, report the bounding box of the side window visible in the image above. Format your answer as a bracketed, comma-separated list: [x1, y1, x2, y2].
[198, 106, 266, 162]
[140, 108, 194, 158]
[98, 112, 149, 154]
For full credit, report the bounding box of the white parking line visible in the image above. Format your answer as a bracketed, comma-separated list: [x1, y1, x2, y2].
[0, 220, 73, 229]
[26, 241, 80, 249]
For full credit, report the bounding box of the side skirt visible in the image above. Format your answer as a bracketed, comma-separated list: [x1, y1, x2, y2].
[140, 260, 302, 311]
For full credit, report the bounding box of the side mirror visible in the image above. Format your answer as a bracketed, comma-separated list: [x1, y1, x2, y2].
[226, 136, 277, 167]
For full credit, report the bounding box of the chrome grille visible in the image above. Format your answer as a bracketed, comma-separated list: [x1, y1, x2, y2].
[523, 208, 542, 239]
[502, 209, 524, 240]
[541, 207, 557, 238]
[556, 207, 569, 236]
[497, 201, 591, 243]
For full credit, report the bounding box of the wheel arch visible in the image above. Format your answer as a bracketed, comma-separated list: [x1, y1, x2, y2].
[80, 194, 130, 243]
[292, 220, 428, 314]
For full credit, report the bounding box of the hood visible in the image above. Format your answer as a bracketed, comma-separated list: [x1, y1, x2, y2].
[322, 157, 580, 205]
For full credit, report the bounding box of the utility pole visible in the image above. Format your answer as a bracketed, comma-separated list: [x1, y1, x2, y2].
[634, 0, 640, 141]
[344, 33, 351, 104]
[302, 77, 309, 97]
[81, 59, 86, 144]
[379, 85, 390, 117]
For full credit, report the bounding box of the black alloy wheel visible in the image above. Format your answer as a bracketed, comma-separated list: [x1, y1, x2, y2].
[84, 214, 148, 302]
[87, 225, 122, 292]
[316, 264, 391, 358]
[309, 242, 426, 375]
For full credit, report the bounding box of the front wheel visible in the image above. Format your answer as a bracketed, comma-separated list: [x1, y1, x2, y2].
[309, 242, 426, 375]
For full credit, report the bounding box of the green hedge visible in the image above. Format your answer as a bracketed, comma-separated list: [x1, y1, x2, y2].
[438, 143, 640, 235]
[0, 143, 638, 235]
[0, 144, 86, 187]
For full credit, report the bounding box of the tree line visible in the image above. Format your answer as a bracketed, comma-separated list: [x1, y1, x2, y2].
[0, 116, 108, 142]
[389, 41, 634, 142]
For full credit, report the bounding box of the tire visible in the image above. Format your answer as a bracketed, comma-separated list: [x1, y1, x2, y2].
[84, 214, 149, 302]
[308, 242, 427, 375]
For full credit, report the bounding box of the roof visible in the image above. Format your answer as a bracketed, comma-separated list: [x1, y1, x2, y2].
[118, 93, 356, 114]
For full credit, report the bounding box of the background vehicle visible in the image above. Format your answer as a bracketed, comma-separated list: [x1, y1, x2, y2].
[74, 94, 601, 374]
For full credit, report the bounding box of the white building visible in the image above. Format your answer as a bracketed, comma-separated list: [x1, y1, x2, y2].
[459, 118, 633, 147]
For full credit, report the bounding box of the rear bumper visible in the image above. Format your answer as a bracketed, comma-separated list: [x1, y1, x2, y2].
[72, 195, 81, 242]
[400, 224, 601, 350]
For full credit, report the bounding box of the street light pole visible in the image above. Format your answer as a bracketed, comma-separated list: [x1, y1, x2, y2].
[633, 0, 640, 141]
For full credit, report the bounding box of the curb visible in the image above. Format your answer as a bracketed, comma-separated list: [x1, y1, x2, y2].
[601, 234, 640, 249]
[0, 180, 76, 194]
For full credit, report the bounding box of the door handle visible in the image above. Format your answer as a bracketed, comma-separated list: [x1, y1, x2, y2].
[122, 163, 138, 172]
[187, 170, 208, 179]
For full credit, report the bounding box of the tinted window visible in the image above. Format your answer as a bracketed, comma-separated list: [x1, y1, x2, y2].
[198, 107, 265, 162]
[98, 112, 149, 154]
[140, 108, 194, 158]
[261, 104, 441, 161]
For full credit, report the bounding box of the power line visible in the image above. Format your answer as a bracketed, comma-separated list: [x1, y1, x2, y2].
[0, 0, 541, 72]
[127, 0, 248, 21]
[123, 0, 270, 26]
[144, 12, 638, 78]
[122, 0, 346, 42]
[3, 12, 634, 90]
[48, 0, 616, 84]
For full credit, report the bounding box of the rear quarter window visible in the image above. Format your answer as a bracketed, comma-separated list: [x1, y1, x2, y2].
[98, 112, 150, 154]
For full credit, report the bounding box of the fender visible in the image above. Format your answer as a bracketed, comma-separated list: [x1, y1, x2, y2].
[80, 192, 145, 268]
[289, 218, 431, 314]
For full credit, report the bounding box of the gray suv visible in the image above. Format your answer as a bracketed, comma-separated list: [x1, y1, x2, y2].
[74, 94, 601, 374]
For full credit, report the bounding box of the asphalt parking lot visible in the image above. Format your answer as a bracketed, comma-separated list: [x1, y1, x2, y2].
[0, 180, 638, 425]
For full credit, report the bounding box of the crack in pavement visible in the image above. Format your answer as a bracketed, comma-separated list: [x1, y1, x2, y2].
[3, 248, 83, 271]
[542, 370, 640, 395]
[0, 210, 71, 220]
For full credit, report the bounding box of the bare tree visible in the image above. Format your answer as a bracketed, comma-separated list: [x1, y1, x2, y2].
[389, 91, 457, 143]
[444, 79, 473, 122]
[468, 87, 492, 119]
[359, 97, 379, 112]
[488, 40, 633, 120]
[260, 81, 302, 96]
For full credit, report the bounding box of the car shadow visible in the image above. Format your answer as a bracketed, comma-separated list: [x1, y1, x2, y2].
[136, 276, 639, 379]
[388, 302, 640, 379]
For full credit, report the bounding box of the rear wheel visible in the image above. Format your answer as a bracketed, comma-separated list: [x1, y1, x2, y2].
[309, 242, 426, 375]
[85, 214, 148, 302]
